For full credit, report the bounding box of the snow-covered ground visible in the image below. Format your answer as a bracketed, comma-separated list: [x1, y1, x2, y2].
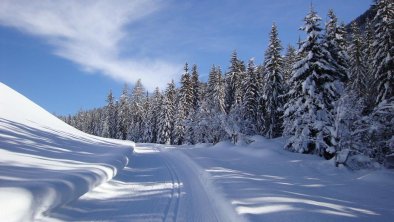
[47, 141, 394, 222]
[46, 144, 243, 222]
[0, 82, 134, 222]
[1, 82, 394, 222]
[181, 138, 394, 222]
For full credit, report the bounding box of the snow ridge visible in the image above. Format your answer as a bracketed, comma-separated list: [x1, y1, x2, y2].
[0, 82, 134, 222]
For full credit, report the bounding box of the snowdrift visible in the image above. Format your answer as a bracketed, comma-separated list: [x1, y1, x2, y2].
[0, 82, 134, 222]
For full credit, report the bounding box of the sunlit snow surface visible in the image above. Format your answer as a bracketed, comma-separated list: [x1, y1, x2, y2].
[48, 140, 394, 222]
[0, 82, 134, 221]
[1, 82, 394, 222]
[180, 138, 394, 222]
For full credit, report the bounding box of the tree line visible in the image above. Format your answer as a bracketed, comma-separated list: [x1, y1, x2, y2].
[60, 1, 393, 168]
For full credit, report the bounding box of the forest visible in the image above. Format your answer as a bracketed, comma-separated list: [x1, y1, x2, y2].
[60, 1, 393, 169]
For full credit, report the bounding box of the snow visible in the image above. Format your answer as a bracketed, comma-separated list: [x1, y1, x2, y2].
[43, 144, 244, 222]
[46, 139, 394, 222]
[1, 82, 394, 222]
[178, 137, 394, 221]
[0, 82, 134, 221]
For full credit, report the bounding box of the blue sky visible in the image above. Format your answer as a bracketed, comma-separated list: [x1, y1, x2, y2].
[0, 0, 372, 115]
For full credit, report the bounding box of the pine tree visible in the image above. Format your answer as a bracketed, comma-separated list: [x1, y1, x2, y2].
[157, 81, 176, 144]
[334, 91, 365, 155]
[256, 65, 266, 135]
[141, 91, 153, 143]
[207, 65, 225, 113]
[150, 87, 162, 143]
[117, 84, 131, 140]
[353, 98, 394, 164]
[324, 9, 349, 83]
[190, 82, 208, 144]
[364, 17, 375, 75]
[174, 63, 192, 144]
[184, 108, 197, 145]
[128, 79, 145, 142]
[191, 64, 200, 111]
[158, 96, 172, 145]
[206, 65, 226, 143]
[224, 51, 245, 113]
[337, 22, 348, 53]
[283, 45, 297, 84]
[348, 22, 369, 98]
[372, 0, 394, 105]
[262, 23, 285, 138]
[241, 58, 259, 135]
[102, 90, 117, 139]
[283, 7, 341, 159]
[193, 98, 211, 144]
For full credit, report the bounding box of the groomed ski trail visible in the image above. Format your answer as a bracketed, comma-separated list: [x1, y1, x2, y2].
[45, 143, 243, 222]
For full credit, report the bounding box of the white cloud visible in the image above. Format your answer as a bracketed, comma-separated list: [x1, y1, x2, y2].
[0, 0, 181, 90]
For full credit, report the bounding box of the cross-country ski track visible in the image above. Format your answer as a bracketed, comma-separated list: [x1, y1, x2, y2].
[46, 144, 242, 222]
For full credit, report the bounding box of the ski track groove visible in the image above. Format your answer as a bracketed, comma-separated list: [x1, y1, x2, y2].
[154, 145, 181, 222]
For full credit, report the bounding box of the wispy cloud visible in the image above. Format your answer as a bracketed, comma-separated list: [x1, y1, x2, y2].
[0, 0, 181, 90]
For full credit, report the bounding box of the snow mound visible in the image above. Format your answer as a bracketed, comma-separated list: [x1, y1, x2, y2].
[0, 82, 134, 222]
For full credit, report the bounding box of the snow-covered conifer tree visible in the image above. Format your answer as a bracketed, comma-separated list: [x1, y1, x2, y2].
[158, 96, 172, 145]
[206, 65, 226, 143]
[262, 23, 285, 138]
[191, 64, 200, 111]
[117, 84, 131, 140]
[207, 65, 225, 113]
[364, 17, 375, 75]
[324, 9, 349, 83]
[141, 91, 153, 143]
[224, 51, 245, 114]
[102, 90, 117, 139]
[353, 98, 394, 164]
[283, 7, 341, 159]
[241, 58, 259, 135]
[193, 98, 210, 144]
[128, 79, 145, 142]
[372, 0, 393, 105]
[157, 81, 176, 144]
[348, 22, 369, 98]
[283, 45, 297, 84]
[174, 63, 194, 144]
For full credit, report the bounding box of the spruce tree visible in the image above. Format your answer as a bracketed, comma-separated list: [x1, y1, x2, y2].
[283, 7, 341, 159]
[102, 90, 117, 139]
[224, 51, 245, 114]
[128, 79, 145, 142]
[206, 65, 226, 143]
[174, 63, 192, 144]
[157, 81, 176, 144]
[193, 98, 210, 144]
[348, 22, 368, 98]
[158, 96, 172, 145]
[207, 65, 225, 113]
[242, 58, 259, 135]
[283, 45, 297, 84]
[364, 17, 375, 75]
[179, 63, 193, 116]
[262, 23, 285, 138]
[150, 87, 162, 143]
[324, 9, 349, 83]
[117, 84, 131, 140]
[141, 91, 152, 143]
[372, 0, 393, 105]
[191, 64, 200, 111]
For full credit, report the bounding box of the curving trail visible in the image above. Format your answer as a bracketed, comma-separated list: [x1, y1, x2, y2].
[45, 144, 239, 222]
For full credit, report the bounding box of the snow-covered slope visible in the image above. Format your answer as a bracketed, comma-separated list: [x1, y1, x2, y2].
[0, 82, 134, 222]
